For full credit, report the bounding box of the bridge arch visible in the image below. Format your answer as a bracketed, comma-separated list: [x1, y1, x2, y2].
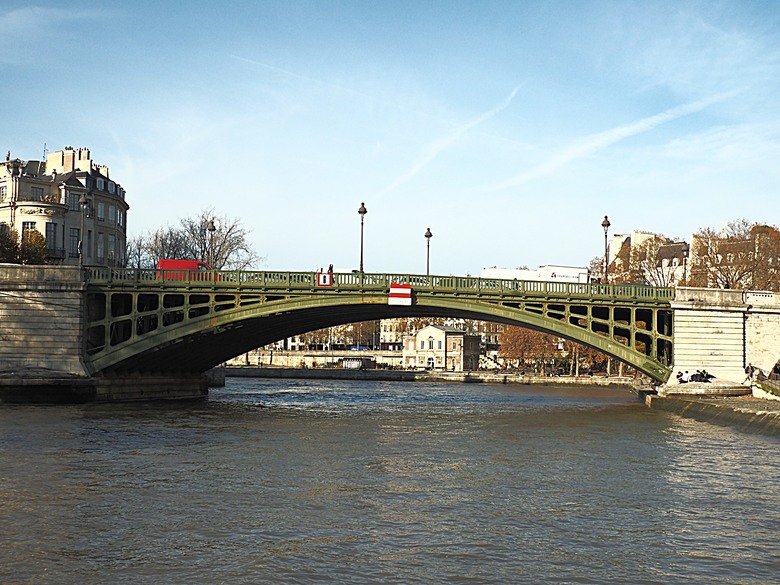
[84, 269, 674, 382]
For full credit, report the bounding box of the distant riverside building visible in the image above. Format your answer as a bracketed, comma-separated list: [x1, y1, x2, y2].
[0, 146, 128, 266]
[481, 265, 590, 283]
[402, 325, 480, 371]
[607, 231, 690, 287]
[379, 318, 405, 350]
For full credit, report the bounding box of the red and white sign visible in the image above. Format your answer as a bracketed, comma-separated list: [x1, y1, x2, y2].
[388, 283, 412, 306]
[317, 271, 333, 287]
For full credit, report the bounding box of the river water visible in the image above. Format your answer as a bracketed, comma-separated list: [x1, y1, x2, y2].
[1, 378, 779, 584]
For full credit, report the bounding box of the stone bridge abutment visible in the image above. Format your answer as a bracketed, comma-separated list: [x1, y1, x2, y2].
[670, 287, 780, 385]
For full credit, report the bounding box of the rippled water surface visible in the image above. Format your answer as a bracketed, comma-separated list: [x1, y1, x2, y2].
[2, 378, 779, 584]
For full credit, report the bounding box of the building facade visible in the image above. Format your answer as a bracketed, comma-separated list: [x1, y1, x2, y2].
[402, 325, 481, 371]
[0, 147, 128, 266]
[606, 230, 689, 287]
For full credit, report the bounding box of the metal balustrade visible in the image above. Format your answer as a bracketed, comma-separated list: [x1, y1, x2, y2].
[86, 268, 673, 301]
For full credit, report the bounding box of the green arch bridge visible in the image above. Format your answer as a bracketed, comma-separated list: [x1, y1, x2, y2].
[84, 268, 675, 383]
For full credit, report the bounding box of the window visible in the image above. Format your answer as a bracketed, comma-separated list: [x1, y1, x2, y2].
[109, 205, 116, 224]
[108, 234, 116, 262]
[69, 228, 80, 258]
[108, 181, 115, 194]
[96, 178, 105, 190]
[428, 339, 434, 350]
[87, 230, 92, 259]
[22, 221, 35, 234]
[0, 186, 6, 201]
[419, 340, 424, 350]
[0, 223, 9, 236]
[438, 340, 442, 350]
[68, 192, 81, 211]
[97, 202, 105, 221]
[452, 341, 457, 350]
[30, 187, 43, 201]
[97, 232, 104, 262]
[45, 223, 57, 247]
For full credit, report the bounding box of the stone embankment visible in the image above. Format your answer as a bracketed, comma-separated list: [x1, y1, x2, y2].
[219, 366, 641, 388]
[646, 378, 780, 435]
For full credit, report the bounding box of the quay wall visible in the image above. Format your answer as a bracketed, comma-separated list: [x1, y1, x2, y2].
[220, 366, 640, 388]
[0, 266, 89, 377]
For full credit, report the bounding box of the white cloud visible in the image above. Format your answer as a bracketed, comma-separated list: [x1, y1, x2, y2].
[0, 6, 103, 63]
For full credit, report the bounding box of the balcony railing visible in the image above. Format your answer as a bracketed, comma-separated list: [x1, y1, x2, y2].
[17, 194, 64, 204]
[47, 247, 66, 260]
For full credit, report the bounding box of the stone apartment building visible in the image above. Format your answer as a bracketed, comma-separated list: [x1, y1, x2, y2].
[0, 146, 128, 266]
[607, 230, 689, 286]
[402, 324, 481, 371]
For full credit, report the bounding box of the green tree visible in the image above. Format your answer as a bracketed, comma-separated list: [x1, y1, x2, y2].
[19, 230, 48, 265]
[0, 228, 20, 262]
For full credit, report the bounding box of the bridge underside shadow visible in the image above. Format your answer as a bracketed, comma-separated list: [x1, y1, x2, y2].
[86, 292, 673, 383]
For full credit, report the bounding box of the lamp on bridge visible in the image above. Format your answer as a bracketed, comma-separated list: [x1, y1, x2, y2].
[424, 227, 433, 275]
[601, 215, 611, 284]
[681, 243, 689, 285]
[78, 193, 89, 267]
[358, 202, 367, 272]
[206, 219, 216, 267]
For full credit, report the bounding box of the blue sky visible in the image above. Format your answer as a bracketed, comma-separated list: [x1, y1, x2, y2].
[3, 1, 780, 274]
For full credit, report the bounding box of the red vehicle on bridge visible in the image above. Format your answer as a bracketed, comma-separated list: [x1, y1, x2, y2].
[157, 259, 217, 281]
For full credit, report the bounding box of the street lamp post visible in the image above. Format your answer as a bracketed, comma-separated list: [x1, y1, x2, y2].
[424, 227, 433, 275]
[206, 219, 216, 267]
[601, 215, 611, 284]
[681, 243, 689, 285]
[358, 202, 367, 272]
[78, 194, 89, 267]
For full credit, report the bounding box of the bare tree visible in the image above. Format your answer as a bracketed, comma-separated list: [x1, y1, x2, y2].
[128, 209, 263, 270]
[588, 256, 603, 282]
[125, 234, 153, 269]
[141, 225, 191, 267]
[628, 235, 677, 286]
[690, 219, 780, 290]
[179, 210, 260, 270]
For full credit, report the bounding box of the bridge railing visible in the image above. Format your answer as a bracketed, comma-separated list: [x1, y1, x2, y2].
[85, 268, 673, 301]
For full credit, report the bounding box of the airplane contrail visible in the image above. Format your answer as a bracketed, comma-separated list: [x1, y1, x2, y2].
[377, 87, 521, 197]
[485, 89, 742, 191]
